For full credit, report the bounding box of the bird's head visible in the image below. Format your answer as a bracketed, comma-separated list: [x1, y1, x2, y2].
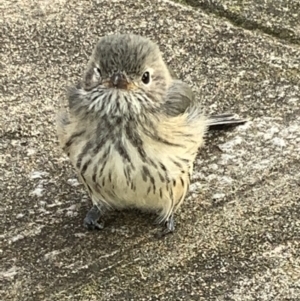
[73, 34, 172, 116]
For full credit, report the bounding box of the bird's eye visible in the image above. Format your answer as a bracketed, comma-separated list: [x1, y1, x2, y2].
[94, 67, 102, 78]
[141, 71, 151, 84]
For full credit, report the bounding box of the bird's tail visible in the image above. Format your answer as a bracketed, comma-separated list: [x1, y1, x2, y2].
[207, 113, 247, 130]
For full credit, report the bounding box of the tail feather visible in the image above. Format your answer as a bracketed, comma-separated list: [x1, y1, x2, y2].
[207, 113, 247, 130]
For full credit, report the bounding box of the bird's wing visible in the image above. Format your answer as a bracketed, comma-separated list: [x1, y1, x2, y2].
[162, 79, 195, 117]
[163, 79, 247, 129]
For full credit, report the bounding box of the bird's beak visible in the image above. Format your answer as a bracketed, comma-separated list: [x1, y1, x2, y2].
[105, 72, 133, 90]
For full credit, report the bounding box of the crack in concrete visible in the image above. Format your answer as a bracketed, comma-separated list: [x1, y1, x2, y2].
[176, 0, 299, 45]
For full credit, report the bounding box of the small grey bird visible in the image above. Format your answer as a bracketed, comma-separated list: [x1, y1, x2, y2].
[57, 33, 245, 235]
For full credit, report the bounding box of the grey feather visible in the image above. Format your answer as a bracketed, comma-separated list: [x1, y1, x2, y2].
[207, 113, 247, 130]
[162, 79, 195, 116]
[163, 79, 246, 129]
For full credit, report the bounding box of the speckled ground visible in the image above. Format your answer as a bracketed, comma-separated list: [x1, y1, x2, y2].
[180, 0, 300, 44]
[1, 0, 299, 300]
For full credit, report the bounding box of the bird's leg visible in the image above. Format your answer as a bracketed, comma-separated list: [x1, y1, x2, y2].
[84, 205, 105, 230]
[157, 214, 176, 237]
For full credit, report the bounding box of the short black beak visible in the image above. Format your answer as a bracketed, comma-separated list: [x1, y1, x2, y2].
[110, 72, 129, 89]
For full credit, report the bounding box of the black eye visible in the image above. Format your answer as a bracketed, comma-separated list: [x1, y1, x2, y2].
[142, 71, 150, 84]
[95, 67, 102, 77]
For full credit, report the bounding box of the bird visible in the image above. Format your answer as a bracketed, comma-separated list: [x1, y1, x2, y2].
[56, 33, 246, 235]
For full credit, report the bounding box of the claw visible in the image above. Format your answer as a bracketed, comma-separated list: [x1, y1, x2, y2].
[84, 205, 104, 230]
[155, 214, 175, 238]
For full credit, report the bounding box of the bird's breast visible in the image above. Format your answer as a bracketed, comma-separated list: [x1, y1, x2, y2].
[67, 121, 192, 212]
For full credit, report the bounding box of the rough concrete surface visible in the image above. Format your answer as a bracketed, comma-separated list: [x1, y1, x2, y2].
[0, 0, 299, 300]
[182, 0, 300, 44]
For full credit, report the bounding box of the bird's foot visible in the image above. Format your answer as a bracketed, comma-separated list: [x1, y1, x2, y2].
[84, 205, 104, 230]
[156, 214, 175, 238]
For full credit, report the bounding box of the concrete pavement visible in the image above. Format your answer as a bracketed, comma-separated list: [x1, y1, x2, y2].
[1, 0, 299, 300]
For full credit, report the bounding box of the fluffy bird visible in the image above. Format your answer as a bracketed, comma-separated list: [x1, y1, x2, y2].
[57, 33, 245, 235]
